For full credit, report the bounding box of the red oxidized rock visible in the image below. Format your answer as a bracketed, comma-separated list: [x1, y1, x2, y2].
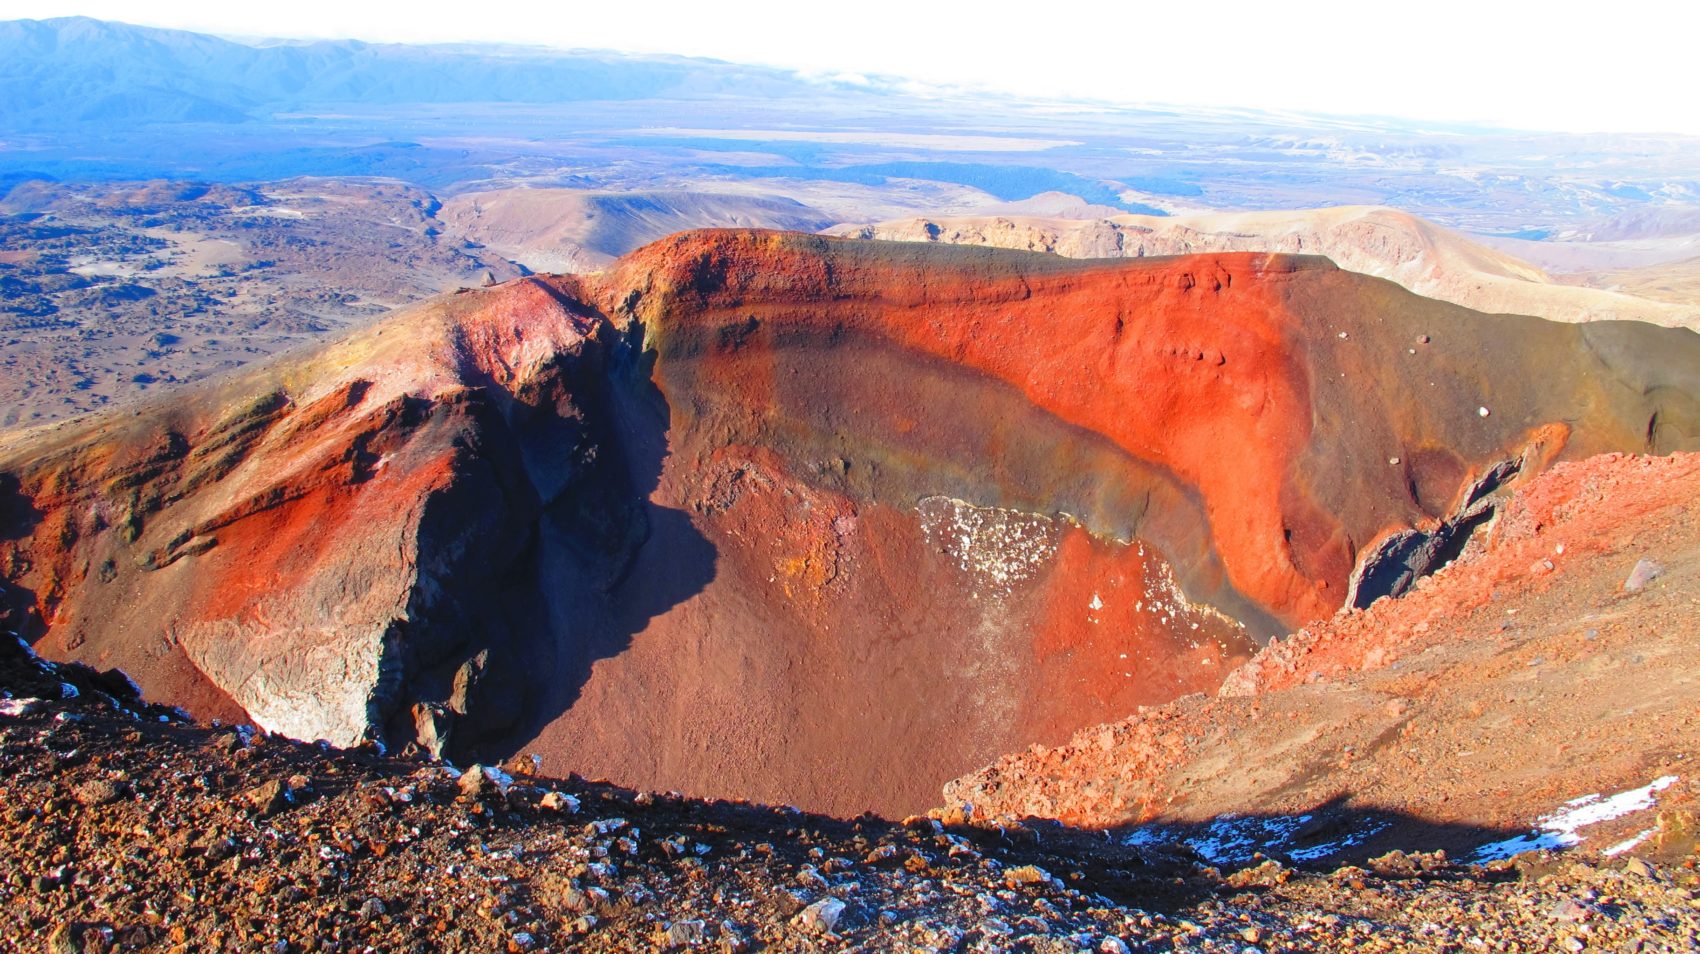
[3, 230, 1697, 816]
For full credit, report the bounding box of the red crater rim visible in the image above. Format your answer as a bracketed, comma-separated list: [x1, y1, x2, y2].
[2, 230, 1698, 816]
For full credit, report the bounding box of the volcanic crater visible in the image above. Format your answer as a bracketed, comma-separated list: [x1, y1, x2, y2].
[3, 230, 1698, 816]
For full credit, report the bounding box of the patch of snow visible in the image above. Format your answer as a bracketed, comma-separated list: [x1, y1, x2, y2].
[1121, 828, 1165, 848]
[1124, 812, 1388, 865]
[1287, 819, 1390, 862]
[1186, 814, 1310, 864]
[1473, 776, 1680, 861]
[1603, 829, 1656, 857]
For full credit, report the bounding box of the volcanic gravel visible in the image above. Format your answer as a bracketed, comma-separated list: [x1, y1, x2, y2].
[2, 634, 1698, 953]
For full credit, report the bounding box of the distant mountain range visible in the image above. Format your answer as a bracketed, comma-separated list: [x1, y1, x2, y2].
[0, 16, 857, 130]
[3, 17, 1698, 240]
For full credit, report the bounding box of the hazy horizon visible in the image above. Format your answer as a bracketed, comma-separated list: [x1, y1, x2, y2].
[9, 1, 1700, 137]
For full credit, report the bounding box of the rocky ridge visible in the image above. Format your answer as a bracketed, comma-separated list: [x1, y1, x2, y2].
[827, 206, 1700, 330]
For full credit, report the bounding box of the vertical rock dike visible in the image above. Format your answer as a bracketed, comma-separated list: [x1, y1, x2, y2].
[3, 231, 1698, 815]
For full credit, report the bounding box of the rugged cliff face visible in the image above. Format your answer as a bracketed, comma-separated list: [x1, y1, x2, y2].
[3, 231, 1698, 815]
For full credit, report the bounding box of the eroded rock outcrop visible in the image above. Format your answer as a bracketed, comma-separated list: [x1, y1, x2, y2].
[0, 277, 628, 752]
[3, 231, 1698, 815]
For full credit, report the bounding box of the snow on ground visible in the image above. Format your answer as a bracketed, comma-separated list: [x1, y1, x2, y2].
[1120, 773, 1681, 866]
[1472, 776, 1680, 861]
[1124, 813, 1389, 866]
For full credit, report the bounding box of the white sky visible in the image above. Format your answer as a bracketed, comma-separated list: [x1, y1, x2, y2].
[13, 0, 1700, 135]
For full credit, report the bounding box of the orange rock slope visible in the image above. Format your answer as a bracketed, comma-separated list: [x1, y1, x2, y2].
[944, 452, 1700, 862]
[2, 231, 1697, 815]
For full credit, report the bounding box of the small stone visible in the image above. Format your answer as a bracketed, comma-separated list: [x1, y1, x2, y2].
[1623, 559, 1664, 592]
[1004, 864, 1052, 886]
[0, 698, 45, 718]
[1477, 406, 1491, 418]
[865, 844, 902, 864]
[795, 897, 846, 934]
[459, 764, 514, 800]
[412, 703, 453, 756]
[72, 779, 127, 807]
[934, 803, 975, 827]
[46, 921, 112, 954]
[1240, 926, 1262, 943]
[1417, 334, 1430, 344]
[561, 884, 608, 913]
[244, 780, 290, 816]
[539, 791, 580, 813]
[1622, 857, 1660, 881]
[665, 919, 708, 948]
[459, 765, 491, 798]
[1226, 859, 1291, 889]
[1098, 938, 1131, 954]
[1551, 897, 1591, 922]
[359, 897, 386, 919]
